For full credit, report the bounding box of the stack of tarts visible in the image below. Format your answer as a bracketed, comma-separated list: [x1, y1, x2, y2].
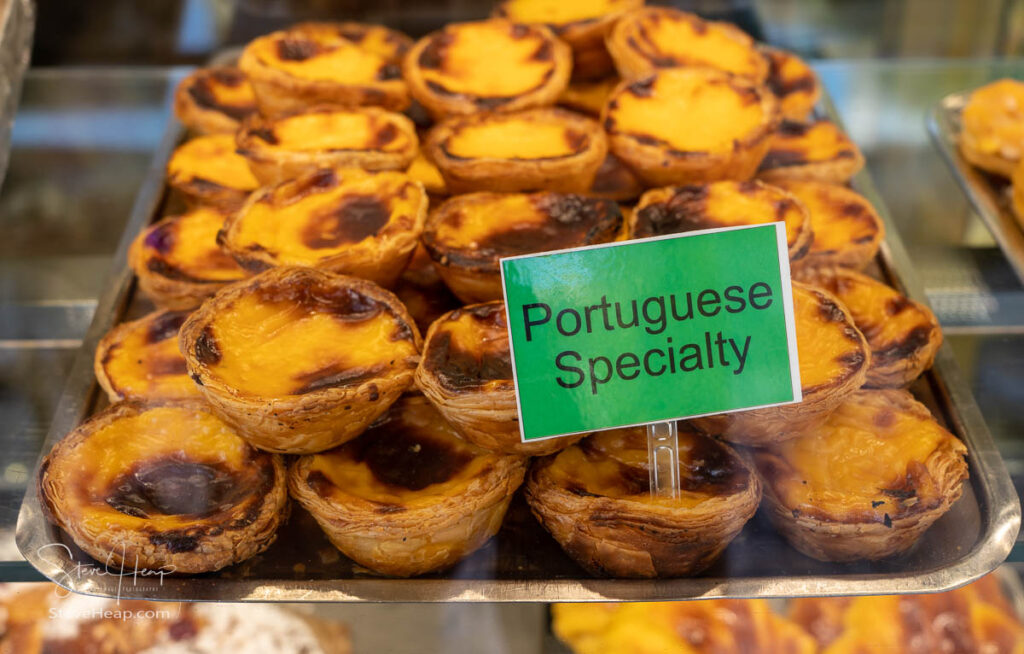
[38, 3, 966, 584]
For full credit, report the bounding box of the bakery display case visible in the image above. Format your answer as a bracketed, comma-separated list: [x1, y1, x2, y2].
[2, 0, 1024, 650]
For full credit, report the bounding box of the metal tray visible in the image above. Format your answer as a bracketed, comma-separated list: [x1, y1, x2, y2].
[14, 92, 1022, 602]
[928, 90, 1024, 285]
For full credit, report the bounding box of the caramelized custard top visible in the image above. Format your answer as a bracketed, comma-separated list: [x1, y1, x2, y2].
[438, 109, 593, 160]
[137, 207, 246, 283]
[241, 108, 415, 154]
[249, 27, 396, 84]
[168, 134, 259, 191]
[793, 284, 868, 393]
[424, 302, 513, 392]
[760, 120, 859, 170]
[773, 180, 882, 259]
[101, 311, 198, 400]
[496, 0, 636, 28]
[182, 67, 258, 122]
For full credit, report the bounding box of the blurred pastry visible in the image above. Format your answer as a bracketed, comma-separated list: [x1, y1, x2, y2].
[959, 78, 1024, 177]
[607, 7, 768, 82]
[236, 106, 418, 185]
[405, 146, 448, 198]
[630, 180, 813, 261]
[402, 19, 571, 119]
[588, 152, 644, 202]
[604, 69, 779, 186]
[289, 395, 526, 577]
[173, 66, 258, 134]
[558, 76, 619, 116]
[527, 426, 760, 577]
[166, 134, 259, 211]
[425, 107, 607, 193]
[219, 168, 427, 288]
[763, 47, 821, 122]
[758, 120, 865, 184]
[692, 283, 870, 446]
[94, 309, 199, 402]
[773, 180, 884, 270]
[493, 0, 642, 81]
[39, 401, 288, 574]
[798, 268, 941, 388]
[754, 389, 968, 562]
[421, 192, 622, 303]
[416, 301, 582, 455]
[128, 206, 247, 309]
[179, 267, 421, 453]
[238, 22, 410, 117]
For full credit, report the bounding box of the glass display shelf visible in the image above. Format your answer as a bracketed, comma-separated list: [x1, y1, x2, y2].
[1, 59, 1024, 581]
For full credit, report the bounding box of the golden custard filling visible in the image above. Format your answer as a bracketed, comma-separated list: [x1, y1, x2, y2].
[610, 71, 768, 154]
[197, 290, 417, 398]
[825, 272, 933, 355]
[634, 182, 806, 248]
[256, 111, 413, 153]
[764, 394, 960, 520]
[962, 79, 1024, 157]
[442, 118, 585, 159]
[101, 312, 197, 400]
[56, 407, 270, 534]
[303, 397, 497, 509]
[545, 428, 750, 508]
[168, 134, 259, 190]
[140, 207, 246, 282]
[794, 285, 866, 391]
[620, 11, 763, 79]
[498, 0, 629, 25]
[763, 121, 856, 167]
[406, 148, 446, 194]
[559, 77, 619, 116]
[228, 170, 422, 265]
[252, 30, 390, 83]
[775, 181, 879, 255]
[185, 68, 257, 120]
[418, 21, 557, 98]
[424, 303, 512, 392]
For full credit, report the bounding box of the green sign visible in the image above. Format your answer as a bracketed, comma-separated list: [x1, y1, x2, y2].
[500, 223, 801, 442]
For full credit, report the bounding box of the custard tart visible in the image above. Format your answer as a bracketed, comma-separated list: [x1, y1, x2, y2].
[758, 120, 865, 184]
[179, 267, 421, 454]
[493, 0, 643, 81]
[526, 426, 761, 578]
[94, 310, 198, 403]
[959, 79, 1024, 177]
[289, 394, 526, 577]
[604, 69, 780, 186]
[238, 23, 410, 118]
[773, 180, 884, 271]
[425, 107, 607, 194]
[128, 206, 247, 310]
[421, 192, 622, 303]
[606, 7, 768, 82]
[166, 134, 260, 211]
[402, 19, 572, 119]
[173, 67, 258, 135]
[219, 168, 427, 288]
[236, 106, 418, 186]
[416, 302, 582, 455]
[631, 180, 813, 261]
[798, 269, 942, 389]
[558, 76, 619, 117]
[692, 283, 870, 446]
[39, 401, 288, 574]
[753, 389, 968, 562]
[763, 47, 821, 122]
[405, 146, 448, 198]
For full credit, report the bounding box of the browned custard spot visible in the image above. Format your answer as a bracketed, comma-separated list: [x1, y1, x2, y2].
[760, 120, 858, 170]
[186, 68, 257, 121]
[426, 303, 512, 391]
[101, 311, 199, 401]
[105, 457, 255, 519]
[140, 208, 246, 284]
[352, 421, 473, 491]
[301, 194, 391, 248]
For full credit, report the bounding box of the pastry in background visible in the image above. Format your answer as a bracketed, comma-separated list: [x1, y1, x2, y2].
[604, 69, 779, 186]
[959, 78, 1024, 178]
[236, 106, 418, 185]
[527, 426, 760, 578]
[179, 267, 421, 453]
[587, 152, 644, 202]
[763, 47, 821, 122]
[754, 389, 968, 562]
[239, 22, 410, 117]
[94, 309, 199, 402]
[219, 168, 427, 288]
[39, 401, 289, 574]
[774, 180, 884, 270]
[405, 146, 448, 198]
[166, 134, 259, 211]
[606, 7, 768, 82]
[758, 120, 865, 184]
[425, 107, 607, 193]
[289, 395, 526, 577]
[421, 192, 622, 303]
[128, 206, 247, 309]
[558, 76, 620, 117]
[402, 19, 571, 119]
[173, 67, 258, 135]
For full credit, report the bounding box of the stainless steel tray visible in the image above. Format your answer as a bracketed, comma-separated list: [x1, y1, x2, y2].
[14, 92, 1022, 602]
[928, 89, 1024, 284]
